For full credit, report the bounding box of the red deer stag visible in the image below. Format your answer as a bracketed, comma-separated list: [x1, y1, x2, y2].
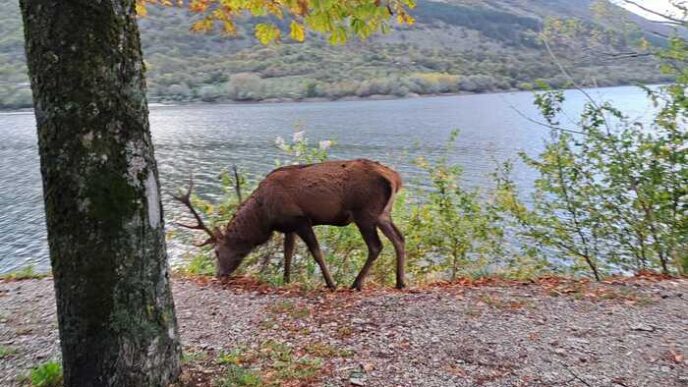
[174, 159, 405, 290]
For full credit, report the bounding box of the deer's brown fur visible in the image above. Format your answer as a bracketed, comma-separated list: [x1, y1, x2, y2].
[178, 159, 405, 290]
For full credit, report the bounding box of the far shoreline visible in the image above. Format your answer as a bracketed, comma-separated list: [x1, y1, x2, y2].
[0, 82, 668, 113]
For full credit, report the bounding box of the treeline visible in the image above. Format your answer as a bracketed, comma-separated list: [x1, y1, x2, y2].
[144, 40, 668, 104]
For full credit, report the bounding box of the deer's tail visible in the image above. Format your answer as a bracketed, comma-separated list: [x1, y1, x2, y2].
[373, 162, 402, 193]
[377, 164, 403, 218]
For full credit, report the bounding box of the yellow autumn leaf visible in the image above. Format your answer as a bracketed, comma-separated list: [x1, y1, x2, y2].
[223, 20, 237, 35]
[135, 1, 148, 17]
[191, 18, 214, 33]
[255, 23, 281, 45]
[290, 21, 305, 42]
[152, 0, 415, 44]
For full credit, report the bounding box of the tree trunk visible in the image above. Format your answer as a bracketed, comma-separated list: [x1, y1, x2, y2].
[19, 1, 181, 385]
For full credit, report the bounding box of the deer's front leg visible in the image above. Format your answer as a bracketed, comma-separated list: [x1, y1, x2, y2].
[295, 225, 336, 290]
[284, 232, 295, 284]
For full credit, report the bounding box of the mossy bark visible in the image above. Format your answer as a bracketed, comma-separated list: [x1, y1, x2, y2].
[19, 1, 181, 385]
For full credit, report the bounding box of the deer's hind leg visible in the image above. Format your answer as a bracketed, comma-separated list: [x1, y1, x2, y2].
[283, 232, 296, 284]
[378, 217, 406, 289]
[295, 224, 336, 290]
[351, 219, 383, 291]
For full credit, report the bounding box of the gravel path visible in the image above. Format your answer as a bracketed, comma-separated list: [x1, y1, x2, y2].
[1, 276, 686, 386]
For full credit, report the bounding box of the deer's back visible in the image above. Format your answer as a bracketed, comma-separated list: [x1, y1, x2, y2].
[259, 159, 401, 226]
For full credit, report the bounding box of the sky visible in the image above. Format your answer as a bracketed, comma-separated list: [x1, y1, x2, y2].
[616, 0, 684, 20]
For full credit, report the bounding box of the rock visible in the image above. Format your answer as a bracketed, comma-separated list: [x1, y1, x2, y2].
[630, 323, 656, 332]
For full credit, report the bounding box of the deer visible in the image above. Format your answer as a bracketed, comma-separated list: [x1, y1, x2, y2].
[173, 159, 406, 290]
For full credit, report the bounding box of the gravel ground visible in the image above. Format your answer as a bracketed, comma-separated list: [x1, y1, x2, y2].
[1, 276, 686, 386]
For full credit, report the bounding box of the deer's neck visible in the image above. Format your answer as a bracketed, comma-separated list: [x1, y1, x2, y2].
[224, 196, 272, 251]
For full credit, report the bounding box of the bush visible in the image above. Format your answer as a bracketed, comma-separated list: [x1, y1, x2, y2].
[225, 73, 265, 101]
[28, 361, 62, 387]
[496, 84, 688, 278]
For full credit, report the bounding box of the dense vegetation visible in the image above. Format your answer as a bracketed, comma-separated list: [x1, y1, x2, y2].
[0, 0, 673, 109]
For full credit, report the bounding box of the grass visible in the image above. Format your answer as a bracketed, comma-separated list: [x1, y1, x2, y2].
[28, 361, 62, 387]
[213, 340, 325, 386]
[258, 340, 323, 382]
[0, 345, 17, 359]
[181, 350, 209, 364]
[177, 254, 215, 277]
[266, 300, 310, 319]
[304, 342, 353, 358]
[216, 365, 263, 387]
[217, 347, 250, 366]
[0, 265, 49, 281]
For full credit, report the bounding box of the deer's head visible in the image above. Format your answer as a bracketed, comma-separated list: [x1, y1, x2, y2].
[172, 177, 246, 277]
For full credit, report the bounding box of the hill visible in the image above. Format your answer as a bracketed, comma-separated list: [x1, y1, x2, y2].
[0, 0, 676, 109]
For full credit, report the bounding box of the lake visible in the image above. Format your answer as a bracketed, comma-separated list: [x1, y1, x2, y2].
[0, 86, 658, 273]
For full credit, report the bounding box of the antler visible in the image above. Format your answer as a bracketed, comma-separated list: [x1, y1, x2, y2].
[232, 164, 243, 203]
[172, 176, 217, 246]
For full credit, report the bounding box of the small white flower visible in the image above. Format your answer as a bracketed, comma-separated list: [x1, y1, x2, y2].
[319, 140, 333, 150]
[292, 130, 305, 143]
[275, 136, 289, 150]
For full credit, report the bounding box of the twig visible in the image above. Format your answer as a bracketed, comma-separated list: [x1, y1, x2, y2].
[558, 362, 593, 387]
[509, 104, 586, 135]
[619, 0, 686, 26]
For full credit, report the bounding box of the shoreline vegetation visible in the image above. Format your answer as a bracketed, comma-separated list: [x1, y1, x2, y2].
[0, 83, 669, 113]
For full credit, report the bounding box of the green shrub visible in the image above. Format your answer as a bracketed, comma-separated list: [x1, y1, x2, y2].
[28, 361, 62, 387]
[216, 365, 263, 387]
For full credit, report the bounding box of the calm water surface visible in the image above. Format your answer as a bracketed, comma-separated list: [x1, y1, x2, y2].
[0, 86, 657, 273]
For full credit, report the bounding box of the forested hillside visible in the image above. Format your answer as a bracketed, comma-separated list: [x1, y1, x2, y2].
[0, 0, 674, 108]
